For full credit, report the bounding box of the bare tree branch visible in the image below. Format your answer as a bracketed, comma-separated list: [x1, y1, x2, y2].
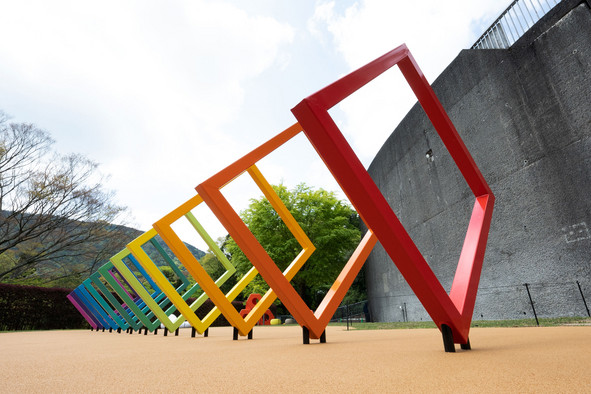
[0, 111, 130, 282]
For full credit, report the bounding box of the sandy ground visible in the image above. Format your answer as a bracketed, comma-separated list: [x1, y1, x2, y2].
[0, 325, 590, 393]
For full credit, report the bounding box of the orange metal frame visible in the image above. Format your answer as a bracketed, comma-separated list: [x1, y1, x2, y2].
[153, 182, 314, 337]
[196, 123, 377, 340]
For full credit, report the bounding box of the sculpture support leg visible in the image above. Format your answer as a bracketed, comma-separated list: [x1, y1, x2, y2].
[460, 338, 471, 350]
[441, 324, 456, 353]
[302, 326, 310, 344]
[303, 326, 327, 344]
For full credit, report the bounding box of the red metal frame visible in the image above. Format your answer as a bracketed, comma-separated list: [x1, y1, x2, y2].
[291, 44, 494, 344]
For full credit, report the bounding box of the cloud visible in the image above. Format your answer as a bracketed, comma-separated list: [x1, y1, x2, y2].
[308, 0, 507, 166]
[0, 0, 295, 234]
[0, 0, 512, 244]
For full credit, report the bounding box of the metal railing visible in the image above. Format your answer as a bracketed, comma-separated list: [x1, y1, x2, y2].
[330, 301, 369, 330]
[472, 0, 562, 49]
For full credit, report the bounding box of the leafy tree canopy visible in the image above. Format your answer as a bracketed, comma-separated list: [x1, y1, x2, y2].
[224, 183, 362, 308]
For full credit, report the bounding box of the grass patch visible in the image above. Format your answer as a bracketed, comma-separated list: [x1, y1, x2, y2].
[329, 316, 591, 330]
[330, 321, 436, 330]
[471, 316, 591, 328]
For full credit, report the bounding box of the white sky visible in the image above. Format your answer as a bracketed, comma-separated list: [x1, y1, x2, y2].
[0, 0, 508, 251]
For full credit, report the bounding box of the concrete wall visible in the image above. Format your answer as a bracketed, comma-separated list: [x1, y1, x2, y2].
[365, 1, 591, 322]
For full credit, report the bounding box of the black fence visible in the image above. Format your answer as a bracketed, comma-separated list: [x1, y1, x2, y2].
[474, 280, 591, 322]
[330, 301, 368, 322]
[369, 280, 591, 323]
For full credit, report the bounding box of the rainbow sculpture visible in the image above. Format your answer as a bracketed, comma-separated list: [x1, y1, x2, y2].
[68, 44, 494, 352]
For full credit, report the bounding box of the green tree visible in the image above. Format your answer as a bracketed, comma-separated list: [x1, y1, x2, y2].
[0, 111, 128, 284]
[199, 248, 237, 294]
[224, 183, 362, 308]
[159, 266, 184, 289]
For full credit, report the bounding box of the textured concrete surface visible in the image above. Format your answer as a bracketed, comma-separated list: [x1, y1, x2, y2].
[365, 1, 591, 322]
[0, 325, 590, 393]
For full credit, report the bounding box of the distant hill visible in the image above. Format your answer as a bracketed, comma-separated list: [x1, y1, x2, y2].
[0, 217, 207, 287]
[43, 222, 207, 275]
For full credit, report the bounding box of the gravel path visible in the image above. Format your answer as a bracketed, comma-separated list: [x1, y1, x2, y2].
[1, 325, 589, 393]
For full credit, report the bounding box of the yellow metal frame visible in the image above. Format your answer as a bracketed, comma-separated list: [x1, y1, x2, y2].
[126, 201, 236, 334]
[125, 226, 224, 332]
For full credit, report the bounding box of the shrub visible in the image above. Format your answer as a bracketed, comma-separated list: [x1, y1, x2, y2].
[0, 283, 88, 331]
